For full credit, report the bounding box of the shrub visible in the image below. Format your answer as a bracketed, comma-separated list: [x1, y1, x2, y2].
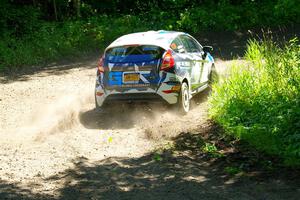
[209, 38, 300, 166]
[1, 0, 300, 71]
[0, 16, 150, 71]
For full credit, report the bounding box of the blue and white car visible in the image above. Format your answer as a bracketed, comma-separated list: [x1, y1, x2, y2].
[95, 30, 214, 113]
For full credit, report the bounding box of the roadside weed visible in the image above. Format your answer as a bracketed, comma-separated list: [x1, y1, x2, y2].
[202, 143, 218, 153]
[153, 153, 163, 162]
[202, 142, 224, 158]
[224, 166, 242, 175]
[209, 38, 300, 166]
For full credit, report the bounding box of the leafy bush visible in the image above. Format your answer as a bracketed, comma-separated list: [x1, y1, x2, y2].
[274, 0, 300, 24]
[0, 16, 150, 71]
[209, 38, 300, 166]
[176, 1, 243, 31]
[1, 0, 300, 71]
[176, 0, 300, 31]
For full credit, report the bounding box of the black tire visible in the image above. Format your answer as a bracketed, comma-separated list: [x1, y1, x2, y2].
[177, 82, 190, 114]
[95, 96, 106, 113]
[95, 95, 107, 112]
[95, 95, 101, 109]
[209, 63, 217, 85]
[208, 64, 218, 95]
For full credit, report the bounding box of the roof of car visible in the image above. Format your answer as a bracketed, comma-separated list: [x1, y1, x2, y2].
[106, 30, 186, 51]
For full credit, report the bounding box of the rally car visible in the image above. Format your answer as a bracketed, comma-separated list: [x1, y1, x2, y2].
[95, 30, 214, 113]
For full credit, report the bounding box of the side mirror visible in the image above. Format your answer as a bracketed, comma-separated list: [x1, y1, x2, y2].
[203, 46, 213, 53]
[202, 46, 213, 59]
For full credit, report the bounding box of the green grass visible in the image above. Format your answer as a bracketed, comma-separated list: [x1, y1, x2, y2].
[209, 38, 300, 166]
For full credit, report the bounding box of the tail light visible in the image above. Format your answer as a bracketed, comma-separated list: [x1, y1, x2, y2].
[162, 85, 181, 94]
[97, 55, 105, 74]
[161, 50, 175, 70]
[96, 91, 104, 96]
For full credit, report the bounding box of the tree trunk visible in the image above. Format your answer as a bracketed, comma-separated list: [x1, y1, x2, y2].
[74, 0, 81, 18]
[53, 0, 58, 21]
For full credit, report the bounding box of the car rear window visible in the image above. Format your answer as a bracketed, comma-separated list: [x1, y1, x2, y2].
[106, 45, 164, 62]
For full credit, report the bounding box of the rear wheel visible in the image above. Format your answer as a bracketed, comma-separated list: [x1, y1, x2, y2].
[95, 96, 107, 113]
[208, 64, 217, 95]
[209, 64, 217, 85]
[95, 95, 100, 109]
[177, 82, 190, 114]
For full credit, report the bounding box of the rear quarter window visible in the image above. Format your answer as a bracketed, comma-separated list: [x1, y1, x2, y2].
[180, 35, 202, 53]
[106, 45, 164, 62]
[170, 37, 185, 53]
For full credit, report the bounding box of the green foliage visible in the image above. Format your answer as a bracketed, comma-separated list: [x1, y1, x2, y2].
[177, 1, 244, 31]
[0, 21, 91, 70]
[1, 0, 300, 70]
[202, 143, 218, 153]
[153, 153, 163, 162]
[0, 16, 149, 70]
[176, 0, 300, 31]
[209, 38, 300, 166]
[202, 142, 224, 158]
[274, 0, 300, 24]
[224, 166, 242, 175]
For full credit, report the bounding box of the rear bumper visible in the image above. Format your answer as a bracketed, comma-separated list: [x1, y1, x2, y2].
[95, 84, 179, 107]
[103, 93, 165, 104]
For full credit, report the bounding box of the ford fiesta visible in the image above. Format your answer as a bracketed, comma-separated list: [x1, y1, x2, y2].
[95, 30, 214, 113]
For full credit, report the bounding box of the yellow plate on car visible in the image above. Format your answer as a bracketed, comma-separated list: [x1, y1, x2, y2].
[124, 73, 139, 82]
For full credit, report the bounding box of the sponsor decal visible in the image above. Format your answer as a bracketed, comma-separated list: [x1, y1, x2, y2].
[121, 83, 150, 88]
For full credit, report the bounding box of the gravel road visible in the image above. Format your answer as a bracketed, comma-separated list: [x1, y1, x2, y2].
[0, 58, 232, 197]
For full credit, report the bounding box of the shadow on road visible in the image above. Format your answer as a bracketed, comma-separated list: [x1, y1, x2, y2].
[0, 122, 300, 200]
[2, 122, 299, 199]
[0, 179, 54, 200]
[0, 54, 99, 84]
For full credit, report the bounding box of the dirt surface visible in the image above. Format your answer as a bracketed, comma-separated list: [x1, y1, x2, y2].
[1, 27, 300, 199]
[1, 58, 299, 199]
